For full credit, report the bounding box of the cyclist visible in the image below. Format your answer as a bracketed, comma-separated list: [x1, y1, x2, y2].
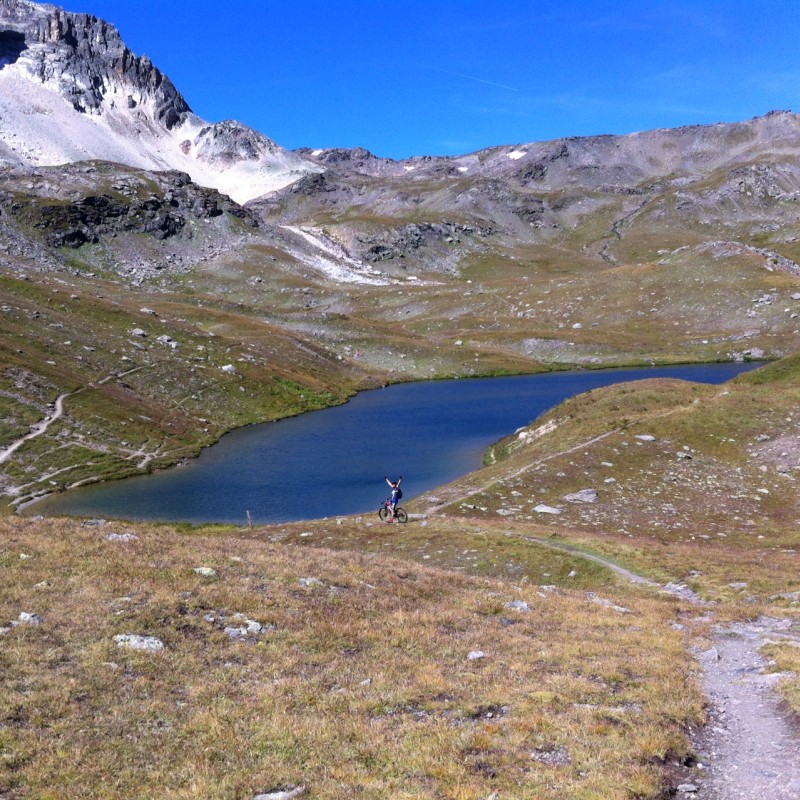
[384, 475, 403, 523]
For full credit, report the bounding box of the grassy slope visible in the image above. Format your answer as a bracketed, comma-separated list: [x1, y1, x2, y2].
[1, 518, 699, 800]
[0, 268, 378, 512]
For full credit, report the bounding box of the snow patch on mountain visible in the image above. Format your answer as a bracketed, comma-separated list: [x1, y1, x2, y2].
[0, 63, 317, 203]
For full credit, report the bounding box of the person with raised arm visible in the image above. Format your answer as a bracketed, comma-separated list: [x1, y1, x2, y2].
[384, 475, 403, 523]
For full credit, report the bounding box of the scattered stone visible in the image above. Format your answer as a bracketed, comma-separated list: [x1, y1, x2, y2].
[563, 488, 598, 504]
[18, 553, 32, 560]
[254, 787, 307, 800]
[662, 582, 707, 604]
[129, 327, 148, 337]
[530, 745, 571, 765]
[194, 567, 217, 577]
[15, 611, 44, 626]
[299, 577, 323, 588]
[114, 634, 165, 652]
[454, 340, 464, 346]
[677, 783, 699, 794]
[791, 293, 800, 301]
[769, 591, 800, 602]
[467, 650, 486, 661]
[728, 582, 748, 589]
[700, 647, 720, 662]
[505, 600, 530, 612]
[755, 670, 797, 686]
[140, 307, 157, 315]
[156, 334, 179, 349]
[534, 504, 562, 515]
[588, 594, 632, 614]
[634, 434, 656, 442]
[677, 451, 694, 460]
[221, 364, 237, 374]
[80, 519, 107, 527]
[224, 617, 264, 639]
[105, 533, 138, 542]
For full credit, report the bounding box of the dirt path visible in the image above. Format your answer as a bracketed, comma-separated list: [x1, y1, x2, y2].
[694, 617, 800, 799]
[0, 366, 147, 471]
[422, 428, 621, 515]
[0, 391, 70, 465]
[503, 528, 710, 603]
[519, 533, 659, 587]
[500, 531, 800, 798]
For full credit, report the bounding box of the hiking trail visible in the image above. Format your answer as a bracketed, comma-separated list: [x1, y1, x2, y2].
[508, 532, 800, 799]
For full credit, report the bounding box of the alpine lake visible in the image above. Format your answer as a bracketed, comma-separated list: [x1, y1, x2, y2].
[30, 362, 761, 524]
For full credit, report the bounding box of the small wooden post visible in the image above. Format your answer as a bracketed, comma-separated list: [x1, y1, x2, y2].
[246, 510, 253, 529]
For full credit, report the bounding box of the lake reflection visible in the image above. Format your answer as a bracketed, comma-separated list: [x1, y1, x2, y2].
[31, 362, 760, 524]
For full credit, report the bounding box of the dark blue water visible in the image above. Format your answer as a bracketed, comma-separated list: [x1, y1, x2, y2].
[32, 362, 760, 524]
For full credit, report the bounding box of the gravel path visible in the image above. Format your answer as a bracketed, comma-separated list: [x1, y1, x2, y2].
[508, 533, 800, 799]
[693, 617, 800, 799]
[0, 392, 69, 465]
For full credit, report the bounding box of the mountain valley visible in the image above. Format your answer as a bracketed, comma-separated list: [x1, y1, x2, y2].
[1, 2, 800, 799]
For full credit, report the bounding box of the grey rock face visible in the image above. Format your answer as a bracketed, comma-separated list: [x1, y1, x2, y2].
[0, 0, 190, 125]
[193, 120, 284, 167]
[0, 1, 320, 203]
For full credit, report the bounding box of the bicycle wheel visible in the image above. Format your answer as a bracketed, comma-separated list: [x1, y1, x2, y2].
[395, 507, 408, 523]
[379, 506, 391, 522]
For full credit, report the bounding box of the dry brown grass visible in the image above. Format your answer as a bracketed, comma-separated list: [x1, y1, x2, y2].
[762, 642, 800, 716]
[1, 516, 702, 799]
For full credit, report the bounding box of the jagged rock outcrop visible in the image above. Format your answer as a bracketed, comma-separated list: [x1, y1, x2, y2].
[358, 221, 494, 263]
[0, 0, 189, 124]
[0, 164, 259, 249]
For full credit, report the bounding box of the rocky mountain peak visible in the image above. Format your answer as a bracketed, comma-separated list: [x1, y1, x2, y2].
[0, 0, 320, 203]
[192, 120, 284, 166]
[0, 0, 189, 126]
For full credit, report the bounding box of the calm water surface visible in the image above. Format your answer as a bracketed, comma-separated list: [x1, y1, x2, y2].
[32, 362, 760, 524]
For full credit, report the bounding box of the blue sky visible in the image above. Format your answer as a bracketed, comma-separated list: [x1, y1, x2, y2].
[76, 1, 800, 159]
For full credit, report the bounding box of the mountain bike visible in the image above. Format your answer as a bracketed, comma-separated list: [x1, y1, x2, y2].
[379, 497, 408, 523]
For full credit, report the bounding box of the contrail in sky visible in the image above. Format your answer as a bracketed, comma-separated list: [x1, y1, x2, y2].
[434, 68, 518, 92]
